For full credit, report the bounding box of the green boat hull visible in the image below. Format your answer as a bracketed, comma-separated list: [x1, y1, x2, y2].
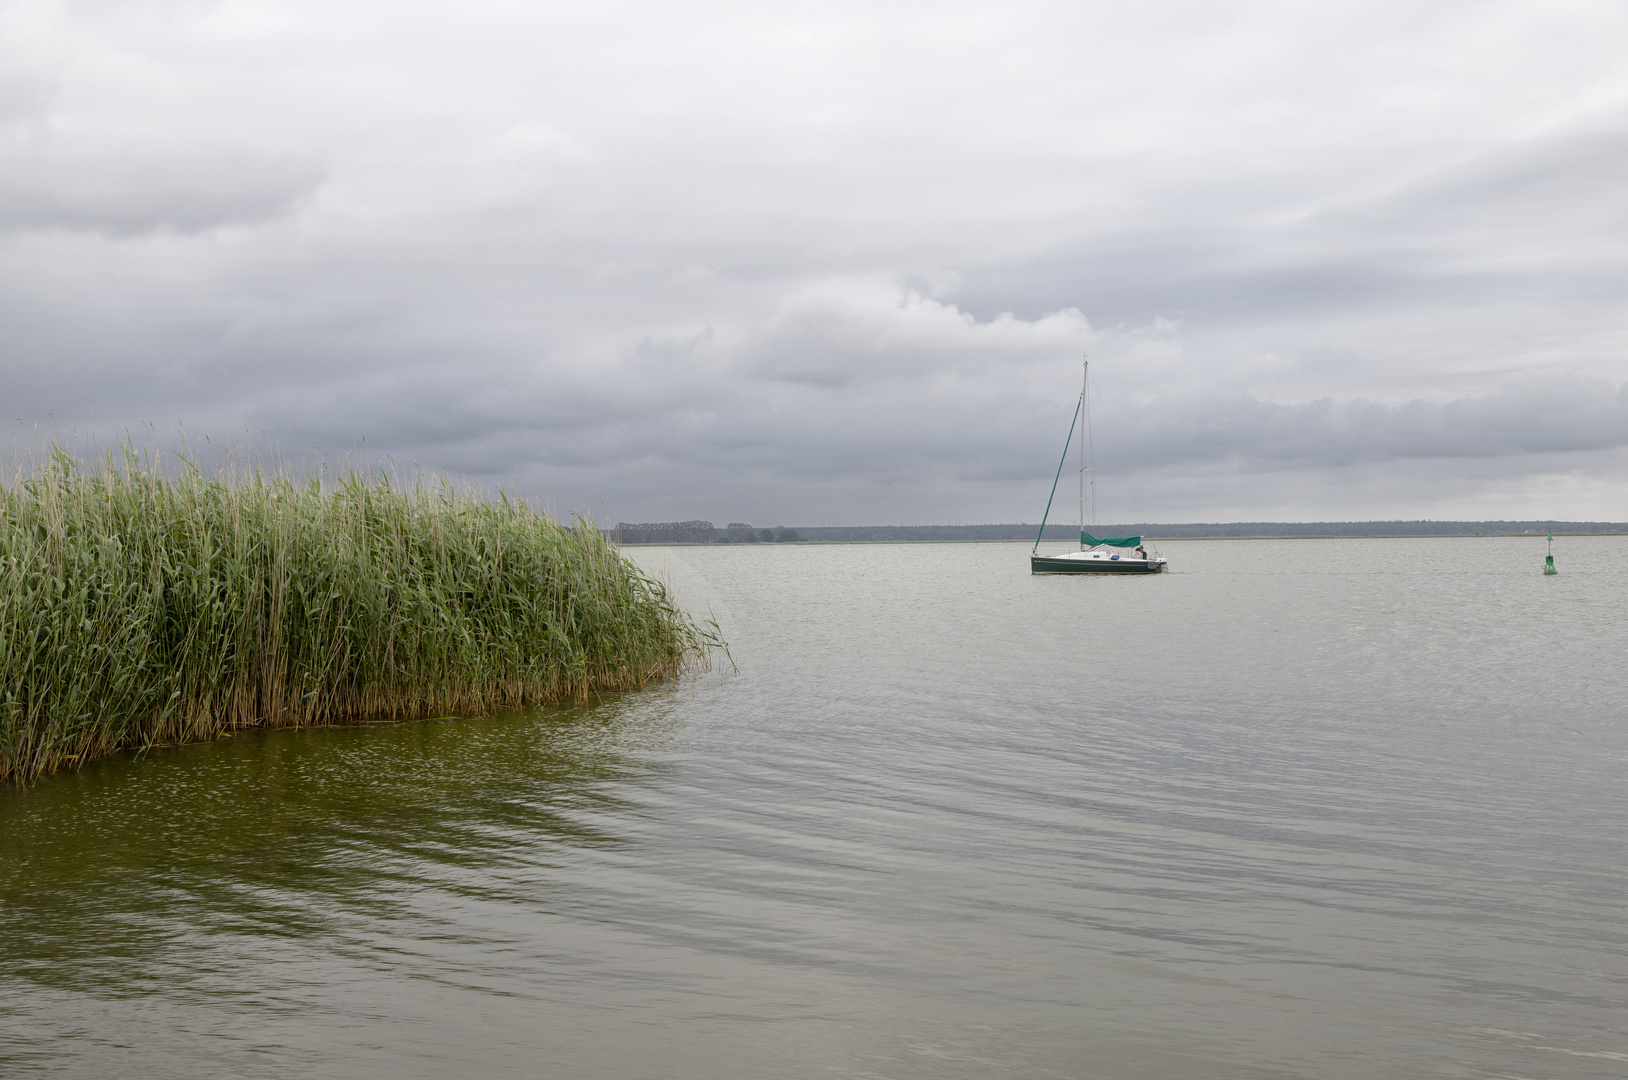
[1031, 554, 1165, 574]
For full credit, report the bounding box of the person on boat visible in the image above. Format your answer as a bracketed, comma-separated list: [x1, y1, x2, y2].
[1135, 544, 1147, 561]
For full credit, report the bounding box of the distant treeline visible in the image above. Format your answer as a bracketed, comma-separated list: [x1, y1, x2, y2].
[1088, 521, 1628, 539]
[794, 524, 1074, 542]
[613, 520, 1627, 544]
[799, 521, 1628, 540]
[614, 521, 802, 544]
[614, 521, 719, 544]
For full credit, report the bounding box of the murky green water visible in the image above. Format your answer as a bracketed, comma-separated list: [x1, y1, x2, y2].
[3, 537, 1625, 1078]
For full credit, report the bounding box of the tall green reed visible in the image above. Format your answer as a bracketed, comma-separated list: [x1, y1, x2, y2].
[0, 447, 719, 785]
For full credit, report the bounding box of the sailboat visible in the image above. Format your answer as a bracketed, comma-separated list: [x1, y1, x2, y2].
[1030, 361, 1168, 575]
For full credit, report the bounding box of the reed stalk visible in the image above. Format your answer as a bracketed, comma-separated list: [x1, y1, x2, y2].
[0, 447, 719, 785]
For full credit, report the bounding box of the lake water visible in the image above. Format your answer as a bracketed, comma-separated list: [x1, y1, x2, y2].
[2, 537, 1625, 1079]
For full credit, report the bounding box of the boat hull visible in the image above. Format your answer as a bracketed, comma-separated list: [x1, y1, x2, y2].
[1031, 554, 1166, 574]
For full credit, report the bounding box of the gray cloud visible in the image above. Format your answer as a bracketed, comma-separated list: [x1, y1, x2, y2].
[2, 1, 1627, 524]
[949, 124, 1628, 332]
[0, 156, 324, 234]
[1113, 381, 1628, 468]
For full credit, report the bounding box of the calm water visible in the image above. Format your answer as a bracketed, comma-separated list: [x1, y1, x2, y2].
[2, 537, 1625, 1079]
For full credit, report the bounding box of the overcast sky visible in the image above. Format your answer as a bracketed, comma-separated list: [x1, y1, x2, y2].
[4, 0, 1627, 524]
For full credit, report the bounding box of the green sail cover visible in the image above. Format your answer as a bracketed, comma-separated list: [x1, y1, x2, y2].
[1081, 532, 1141, 548]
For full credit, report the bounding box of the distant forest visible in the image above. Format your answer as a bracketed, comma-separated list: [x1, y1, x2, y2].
[614, 521, 802, 543]
[611, 520, 1627, 543]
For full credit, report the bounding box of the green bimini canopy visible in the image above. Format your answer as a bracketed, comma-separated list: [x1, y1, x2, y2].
[1081, 532, 1142, 548]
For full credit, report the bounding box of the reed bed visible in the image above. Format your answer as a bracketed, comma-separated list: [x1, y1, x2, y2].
[0, 448, 719, 785]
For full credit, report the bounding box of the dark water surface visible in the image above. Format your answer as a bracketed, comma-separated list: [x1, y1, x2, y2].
[3, 538, 1625, 1078]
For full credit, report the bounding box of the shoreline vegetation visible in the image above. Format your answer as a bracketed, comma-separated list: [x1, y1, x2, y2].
[1, 449, 720, 786]
[612, 520, 1628, 544]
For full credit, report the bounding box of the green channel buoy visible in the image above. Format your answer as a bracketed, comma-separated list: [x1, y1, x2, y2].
[1544, 533, 1557, 575]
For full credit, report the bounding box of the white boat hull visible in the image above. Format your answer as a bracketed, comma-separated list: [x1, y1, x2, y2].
[1031, 551, 1166, 574]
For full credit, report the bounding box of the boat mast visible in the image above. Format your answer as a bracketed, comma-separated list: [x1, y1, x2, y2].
[1079, 360, 1086, 549]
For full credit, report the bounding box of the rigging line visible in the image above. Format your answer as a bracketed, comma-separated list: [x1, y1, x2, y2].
[1083, 370, 1094, 530]
[1034, 398, 1081, 554]
[1091, 375, 1140, 522]
[1091, 370, 1158, 555]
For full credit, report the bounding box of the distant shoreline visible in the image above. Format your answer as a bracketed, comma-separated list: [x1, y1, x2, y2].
[612, 521, 1628, 544]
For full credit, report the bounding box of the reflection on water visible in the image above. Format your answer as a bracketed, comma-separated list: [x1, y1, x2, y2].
[2, 537, 1626, 1079]
[0, 702, 690, 1076]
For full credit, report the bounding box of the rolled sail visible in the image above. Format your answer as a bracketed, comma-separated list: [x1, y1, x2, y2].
[1081, 532, 1141, 548]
